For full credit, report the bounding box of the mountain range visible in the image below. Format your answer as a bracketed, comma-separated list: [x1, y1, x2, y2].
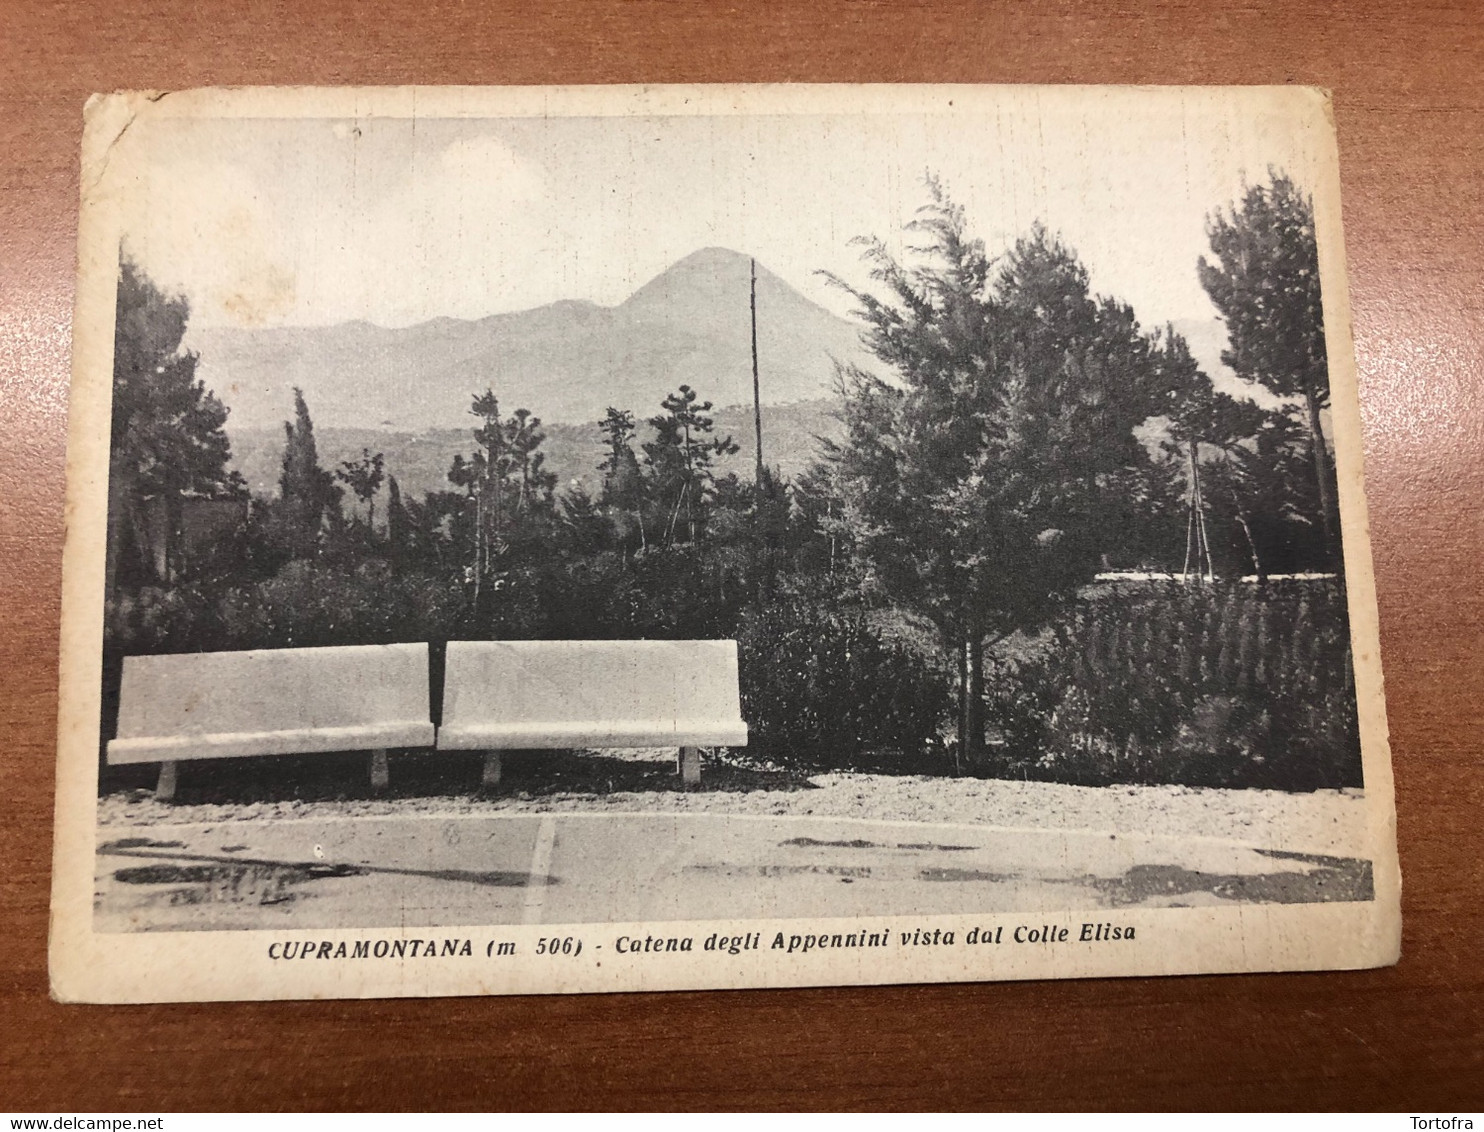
[190, 247, 870, 434]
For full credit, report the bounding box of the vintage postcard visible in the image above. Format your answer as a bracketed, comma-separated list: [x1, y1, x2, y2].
[50, 84, 1399, 1002]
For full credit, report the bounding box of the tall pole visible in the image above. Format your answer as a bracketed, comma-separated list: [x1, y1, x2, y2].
[750, 257, 763, 486]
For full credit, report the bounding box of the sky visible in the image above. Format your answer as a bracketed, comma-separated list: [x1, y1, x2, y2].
[113, 91, 1330, 384]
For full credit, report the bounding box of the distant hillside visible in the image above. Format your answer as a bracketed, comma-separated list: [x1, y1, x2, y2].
[228, 398, 847, 503]
[190, 247, 870, 433]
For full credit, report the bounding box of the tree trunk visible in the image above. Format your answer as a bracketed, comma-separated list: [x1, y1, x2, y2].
[1184, 439, 1214, 581]
[387, 478, 401, 572]
[1304, 391, 1337, 566]
[1183, 440, 1199, 580]
[967, 634, 985, 760]
[1182, 482, 1196, 579]
[688, 474, 697, 544]
[1224, 456, 1264, 581]
[956, 637, 969, 772]
[1192, 442, 1213, 580]
[665, 483, 684, 546]
[104, 448, 130, 608]
[472, 488, 483, 605]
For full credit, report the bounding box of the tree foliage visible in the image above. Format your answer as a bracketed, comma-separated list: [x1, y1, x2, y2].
[597, 406, 646, 550]
[823, 182, 1185, 754]
[107, 259, 243, 590]
[1198, 170, 1338, 558]
[643, 384, 739, 546]
[101, 172, 1359, 794]
[112, 261, 240, 499]
[455, 390, 560, 602]
[278, 387, 340, 558]
[1198, 172, 1327, 408]
[336, 449, 386, 528]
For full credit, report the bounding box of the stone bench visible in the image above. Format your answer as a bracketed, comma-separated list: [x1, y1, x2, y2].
[108, 643, 436, 801]
[436, 639, 748, 786]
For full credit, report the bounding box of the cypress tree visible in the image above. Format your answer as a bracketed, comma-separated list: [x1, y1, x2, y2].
[278, 387, 339, 559]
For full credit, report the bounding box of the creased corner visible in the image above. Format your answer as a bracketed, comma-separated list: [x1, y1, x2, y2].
[80, 90, 170, 206]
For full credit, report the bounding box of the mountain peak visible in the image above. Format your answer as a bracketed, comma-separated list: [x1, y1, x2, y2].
[621, 247, 800, 318]
[673, 246, 755, 269]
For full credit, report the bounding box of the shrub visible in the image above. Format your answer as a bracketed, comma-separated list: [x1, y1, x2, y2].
[980, 580, 1363, 791]
[104, 583, 222, 656]
[212, 560, 463, 650]
[737, 596, 951, 769]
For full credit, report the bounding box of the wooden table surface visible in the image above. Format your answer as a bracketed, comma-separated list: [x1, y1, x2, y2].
[3, 0, 1481, 1111]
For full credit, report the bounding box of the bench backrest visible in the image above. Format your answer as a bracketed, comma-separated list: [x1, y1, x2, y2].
[115, 643, 431, 741]
[442, 639, 743, 736]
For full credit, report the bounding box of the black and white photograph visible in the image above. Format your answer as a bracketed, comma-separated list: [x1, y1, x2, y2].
[50, 85, 1399, 1001]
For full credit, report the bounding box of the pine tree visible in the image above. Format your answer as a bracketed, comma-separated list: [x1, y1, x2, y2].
[1198, 170, 1338, 563]
[504, 408, 556, 520]
[643, 385, 739, 545]
[467, 390, 508, 598]
[456, 390, 557, 600]
[825, 181, 1182, 757]
[107, 258, 244, 591]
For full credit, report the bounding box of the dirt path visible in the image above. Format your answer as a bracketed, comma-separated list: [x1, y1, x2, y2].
[98, 755, 1370, 857]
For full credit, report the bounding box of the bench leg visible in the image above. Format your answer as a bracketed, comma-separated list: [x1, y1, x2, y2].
[481, 751, 502, 789]
[369, 748, 390, 792]
[155, 760, 178, 803]
[679, 746, 702, 785]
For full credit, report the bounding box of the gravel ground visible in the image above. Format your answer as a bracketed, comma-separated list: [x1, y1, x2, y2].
[96, 748, 1371, 856]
